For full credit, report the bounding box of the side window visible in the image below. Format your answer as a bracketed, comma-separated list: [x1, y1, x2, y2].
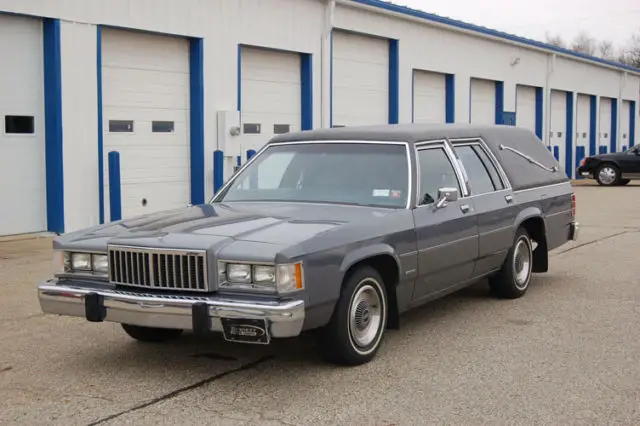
[417, 147, 461, 205]
[471, 145, 505, 190]
[453, 144, 500, 194]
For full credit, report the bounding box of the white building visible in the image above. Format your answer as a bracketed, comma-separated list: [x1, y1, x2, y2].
[0, 0, 638, 237]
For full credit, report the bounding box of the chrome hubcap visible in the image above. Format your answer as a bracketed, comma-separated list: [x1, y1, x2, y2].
[513, 237, 532, 290]
[349, 282, 383, 349]
[598, 167, 616, 185]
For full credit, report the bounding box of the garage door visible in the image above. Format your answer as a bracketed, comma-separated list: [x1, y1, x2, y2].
[549, 90, 567, 168]
[240, 46, 301, 150]
[102, 28, 190, 220]
[575, 94, 590, 162]
[620, 100, 631, 151]
[332, 30, 388, 127]
[515, 85, 536, 134]
[599, 98, 612, 154]
[469, 78, 495, 125]
[0, 15, 46, 236]
[413, 70, 446, 123]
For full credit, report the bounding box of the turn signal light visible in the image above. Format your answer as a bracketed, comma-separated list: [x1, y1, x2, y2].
[579, 158, 586, 166]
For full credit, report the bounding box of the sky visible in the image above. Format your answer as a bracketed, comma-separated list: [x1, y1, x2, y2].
[395, 0, 640, 48]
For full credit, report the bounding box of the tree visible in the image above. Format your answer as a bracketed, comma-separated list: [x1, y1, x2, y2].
[618, 32, 640, 68]
[544, 32, 565, 48]
[597, 40, 615, 60]
[571, 31, 596, 55]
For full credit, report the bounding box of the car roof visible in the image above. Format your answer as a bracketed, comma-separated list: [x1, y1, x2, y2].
[267, 122, 533, 145]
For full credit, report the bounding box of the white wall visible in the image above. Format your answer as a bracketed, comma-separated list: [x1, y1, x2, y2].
[59, 20, 99, 232]
[0, 0, 639, 233]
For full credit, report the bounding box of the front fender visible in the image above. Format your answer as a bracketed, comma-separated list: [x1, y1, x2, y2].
[338, 243, 401, 283]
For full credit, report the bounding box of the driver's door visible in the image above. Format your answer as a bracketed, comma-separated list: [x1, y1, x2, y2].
[411, 142, 479, 302]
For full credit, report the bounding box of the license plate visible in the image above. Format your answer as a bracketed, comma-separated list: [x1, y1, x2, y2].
[221, 318, 270, 344]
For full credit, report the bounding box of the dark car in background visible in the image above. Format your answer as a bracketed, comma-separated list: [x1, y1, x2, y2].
[577, 144, 640, 186]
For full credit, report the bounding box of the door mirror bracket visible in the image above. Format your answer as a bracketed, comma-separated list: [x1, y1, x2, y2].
[436, 187, 459, 208]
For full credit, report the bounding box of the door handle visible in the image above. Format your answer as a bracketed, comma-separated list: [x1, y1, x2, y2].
[505, 195, 513, 203]
[460, 204, 470, 213]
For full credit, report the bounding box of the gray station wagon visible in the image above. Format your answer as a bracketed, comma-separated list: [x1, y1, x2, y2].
[38, 123, 578, 366]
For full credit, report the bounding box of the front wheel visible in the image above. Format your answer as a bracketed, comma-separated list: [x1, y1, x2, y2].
[121, 324, 183, 342]
[595, 164, 620, 186]
[489, 227, 534, 299]
[316, 266, 388, 366]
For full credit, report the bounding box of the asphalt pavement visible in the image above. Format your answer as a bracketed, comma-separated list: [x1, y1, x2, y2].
[1, 181, 639, 425]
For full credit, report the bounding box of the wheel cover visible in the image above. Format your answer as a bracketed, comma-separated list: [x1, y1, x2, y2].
[512, 237, 532, 290]
[598, 166, 616, 185]
[348, 280, 384, 352]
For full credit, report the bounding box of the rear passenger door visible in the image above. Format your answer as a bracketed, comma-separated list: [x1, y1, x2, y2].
[411, 141, 479, 302]
[450, 139, 515, 278]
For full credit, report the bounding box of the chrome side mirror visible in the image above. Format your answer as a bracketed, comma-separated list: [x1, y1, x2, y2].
[436, 187, 459, 208]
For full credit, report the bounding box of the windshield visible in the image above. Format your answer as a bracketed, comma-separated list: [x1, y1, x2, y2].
[215, 142, 410, 208]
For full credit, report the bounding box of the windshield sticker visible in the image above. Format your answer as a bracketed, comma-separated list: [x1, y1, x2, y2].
[372, 189, 390, 197]
[390, 190, 402, 198]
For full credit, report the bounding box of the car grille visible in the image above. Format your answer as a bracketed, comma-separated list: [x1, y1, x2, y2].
[108, 246, 209, 292]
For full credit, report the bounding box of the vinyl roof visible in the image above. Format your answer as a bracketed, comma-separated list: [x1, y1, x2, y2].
[350, 0, 640, 75]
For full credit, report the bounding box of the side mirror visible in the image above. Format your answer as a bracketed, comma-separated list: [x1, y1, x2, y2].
[436, 187, 459, 208]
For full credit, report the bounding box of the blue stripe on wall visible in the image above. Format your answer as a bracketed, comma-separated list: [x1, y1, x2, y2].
[301, 53, 313, 130]
[535, 87, 543, 139]
[96, 26, 104, 224]
[589, 95, 597, 156]
[445, 74, 455, 123]
[610, 99, 618, 153]
[388, 39, 399, 124]
[565, 91, 574, 178]
[189, 38, 205, 205]
[495, 81, 504, 124]
[43, 18, 64, 234]
[630, 101, 637, 147]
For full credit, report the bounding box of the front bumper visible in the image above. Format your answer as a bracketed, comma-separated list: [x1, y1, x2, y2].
[576, 166, 593, 179]
[38, 279, 305, 341]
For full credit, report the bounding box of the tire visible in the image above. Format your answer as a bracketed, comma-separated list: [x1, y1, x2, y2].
[595, 163, 620, 186]
[316, 266, 388, 366]
[618, 179, 631, 186]
[489, 227, 534, 299]
[121, 324, 183, 342]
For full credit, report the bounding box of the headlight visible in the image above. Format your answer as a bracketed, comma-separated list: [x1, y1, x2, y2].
[71, 253, 92, 271]
[92, 255, 109, 273]
[219, 261, 304, 293]
[53, 250, 109, 277]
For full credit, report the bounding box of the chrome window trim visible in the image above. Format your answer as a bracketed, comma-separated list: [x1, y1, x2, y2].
[211, 139, 413, 210]
[413, 139, 469, 209]
[448, 137, 513, 190]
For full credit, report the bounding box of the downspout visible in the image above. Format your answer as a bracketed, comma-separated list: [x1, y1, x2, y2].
[544, 53, 556, 147]
[321, 0, 336, 128]
[618, 71, 627, 149]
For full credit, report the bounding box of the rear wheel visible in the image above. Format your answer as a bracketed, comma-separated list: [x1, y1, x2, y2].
[121, 324, 183, 342]
[316, 266, 388, 366]
[489, 227, 533, 299]
[595, 164, 620, 186]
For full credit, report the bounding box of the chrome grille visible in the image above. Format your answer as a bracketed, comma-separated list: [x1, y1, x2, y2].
[108, 246, 209, 292]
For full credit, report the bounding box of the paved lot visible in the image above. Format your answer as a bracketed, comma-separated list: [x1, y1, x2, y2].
[1, 182, 639, 425]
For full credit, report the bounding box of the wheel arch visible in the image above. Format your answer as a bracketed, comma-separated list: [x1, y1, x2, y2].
[514, 212, 548, 273]
[338, 245, 402, 330]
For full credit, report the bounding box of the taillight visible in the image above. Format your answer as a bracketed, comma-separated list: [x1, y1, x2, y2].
[571, 193, 576, 217]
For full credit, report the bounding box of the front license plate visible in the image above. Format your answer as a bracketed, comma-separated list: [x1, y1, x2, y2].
[221, 318, 270, 344]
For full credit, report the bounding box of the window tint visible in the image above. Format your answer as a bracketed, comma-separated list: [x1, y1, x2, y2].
[470, 145, 504, 190]
[417, 148, 460, 205]
[454, 145, 498, 194]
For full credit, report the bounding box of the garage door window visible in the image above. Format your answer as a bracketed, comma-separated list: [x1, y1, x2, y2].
[109, 120, 134, 133]
[152, 121, 174, 133]
[4, 115, 34, 134]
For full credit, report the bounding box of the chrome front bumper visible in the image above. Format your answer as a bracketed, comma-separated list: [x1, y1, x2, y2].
[38, 280, 305, 340]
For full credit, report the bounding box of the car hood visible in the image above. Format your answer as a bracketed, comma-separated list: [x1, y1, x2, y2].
[55, 202, 397, 256]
